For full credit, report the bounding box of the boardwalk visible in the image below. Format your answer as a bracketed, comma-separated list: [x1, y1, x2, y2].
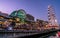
[0, 29, 59, 38]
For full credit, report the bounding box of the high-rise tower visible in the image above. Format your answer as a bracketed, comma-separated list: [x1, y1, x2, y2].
[48, 5, 58, 28]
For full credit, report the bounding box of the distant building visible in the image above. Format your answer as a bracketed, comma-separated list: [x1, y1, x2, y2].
[24, 14, 35, 30]
[36, 19, 48, 27]
[0, 11, 10, 28]
[35, 19, 49, 30]
[0, 11, 9, 19]
[9, 9, 27, 28]
[9, 9, 26, 23]
[26, 14, 34, 21]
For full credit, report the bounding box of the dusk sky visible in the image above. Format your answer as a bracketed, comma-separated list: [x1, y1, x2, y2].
[0, 0, 60, 24]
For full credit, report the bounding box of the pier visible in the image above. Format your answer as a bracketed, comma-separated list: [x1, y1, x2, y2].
[0, 29, 59, 38]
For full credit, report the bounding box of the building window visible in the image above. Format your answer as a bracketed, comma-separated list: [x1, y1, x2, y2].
[0, 16, 4, 19]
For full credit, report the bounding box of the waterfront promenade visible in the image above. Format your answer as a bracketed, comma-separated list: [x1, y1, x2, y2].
[0, 29, 59, 38]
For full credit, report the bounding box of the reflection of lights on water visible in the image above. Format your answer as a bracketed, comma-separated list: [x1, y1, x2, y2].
[56, 33, 59, 37]
[48, 34, 59, 38]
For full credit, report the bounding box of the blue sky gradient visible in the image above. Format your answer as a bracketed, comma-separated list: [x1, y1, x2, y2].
[0, 0, 60, 24]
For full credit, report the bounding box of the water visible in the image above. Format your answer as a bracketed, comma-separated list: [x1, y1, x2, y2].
[0, 31, 60, 38]
[47, 31, 60, 38]
[38, 31, 59, 38]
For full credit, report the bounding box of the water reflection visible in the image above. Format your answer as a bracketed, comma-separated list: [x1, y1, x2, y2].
[48, 31, 60, 38]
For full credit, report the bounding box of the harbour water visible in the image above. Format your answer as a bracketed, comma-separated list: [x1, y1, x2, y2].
[0, 30, 60, 38]
[47, 31, 60, 38]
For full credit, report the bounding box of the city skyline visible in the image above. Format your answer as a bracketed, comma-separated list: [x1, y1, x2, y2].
[0, 0, 60, 24]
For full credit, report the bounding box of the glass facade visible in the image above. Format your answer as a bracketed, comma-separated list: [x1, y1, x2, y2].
[10, 9, 26, 23]
[10, 11, 17, 17]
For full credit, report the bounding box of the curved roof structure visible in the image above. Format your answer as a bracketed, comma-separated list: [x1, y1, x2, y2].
[10, 9, 26, 19]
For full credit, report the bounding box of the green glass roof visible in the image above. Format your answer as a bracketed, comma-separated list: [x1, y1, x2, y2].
[10, 9, 26, 19]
